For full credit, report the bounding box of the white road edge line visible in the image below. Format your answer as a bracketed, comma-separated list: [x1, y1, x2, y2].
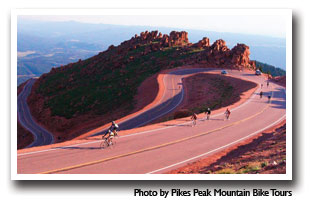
[122, 77, 264, 138]
[146, 114, 286, 174]
[133, 77, 184, 128]
[17, 74, 170, 157]
[93, 73, 170, 135]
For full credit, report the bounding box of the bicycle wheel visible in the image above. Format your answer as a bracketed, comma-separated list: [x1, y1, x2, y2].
[100, 140, 108, 149]
[109, 138, 116, 148]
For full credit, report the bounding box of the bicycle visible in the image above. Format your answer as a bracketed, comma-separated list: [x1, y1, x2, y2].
[191, 113, 197, 127]
[100, 131, 119, 149]
[224, 109, 231, 120]
[192, 119, 196, 127]
[225, 113, 230, 120]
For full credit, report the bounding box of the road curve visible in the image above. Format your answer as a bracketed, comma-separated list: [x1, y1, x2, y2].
[17, 68, 213, 146]
[17, 69, 286, 174]
[92, 68, 217, 136]
[17, 79, 54, 147]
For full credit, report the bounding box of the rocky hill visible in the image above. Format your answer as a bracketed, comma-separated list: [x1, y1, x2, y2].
[27, 30, 256, 141]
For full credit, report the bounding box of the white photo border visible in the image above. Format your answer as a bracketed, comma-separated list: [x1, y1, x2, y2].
[11, 8, 292, 180]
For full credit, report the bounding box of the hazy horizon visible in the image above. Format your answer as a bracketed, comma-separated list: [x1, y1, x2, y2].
[18, 14, 287, 39]
[17, 15, 287, 85]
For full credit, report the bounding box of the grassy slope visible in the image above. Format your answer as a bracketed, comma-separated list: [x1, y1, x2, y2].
[35, 44, 200, 119]
[189, 74, 257, 113]
[157, 73, 257, 122]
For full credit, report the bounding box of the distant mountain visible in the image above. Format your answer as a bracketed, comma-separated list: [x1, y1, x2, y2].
[255, 61, 286, 77]
[17, 32, 104, 85]
[17, 20, 286, 85]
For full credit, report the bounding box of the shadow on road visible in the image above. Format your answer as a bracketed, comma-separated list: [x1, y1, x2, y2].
[92, 89, 183, 136]
[270, 88, 286, 110]
[203, 118, 225, 121]
[242, 73, 257, 77]
[161, 123, 191, 127]
[253, 87, 286, 110]
[55, 146, 103, 150]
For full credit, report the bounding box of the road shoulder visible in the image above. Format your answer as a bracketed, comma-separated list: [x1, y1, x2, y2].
[167, 120, 286, 174]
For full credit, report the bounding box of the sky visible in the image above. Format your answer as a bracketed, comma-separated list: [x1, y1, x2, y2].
[19, 13, 287, 38]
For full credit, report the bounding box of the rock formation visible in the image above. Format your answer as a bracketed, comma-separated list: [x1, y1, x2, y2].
[231, 44, 251, 67]
[194, 37, 210, 48]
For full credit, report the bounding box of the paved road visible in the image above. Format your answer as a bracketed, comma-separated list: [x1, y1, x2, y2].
[17, 79, 54, 147]
[92, 68, 215, 136]
[17, 69, 286, 174]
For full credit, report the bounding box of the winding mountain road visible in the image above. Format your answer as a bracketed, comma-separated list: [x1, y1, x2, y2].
[92, 68, 218, 136]
[17, 79, 54, 147]
[17, 69, 286, 174]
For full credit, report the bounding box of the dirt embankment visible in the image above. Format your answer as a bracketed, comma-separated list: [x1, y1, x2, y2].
[271, 76, 286, 87]
[17, 81, 27, 96]
[154, 72, 257, 122]
[181, 73, 257, 111]
[168, 121, 286, 174]
[17, 122, 34, 149]
[26, 71, 160, 143]
[18, 80, 35, 148]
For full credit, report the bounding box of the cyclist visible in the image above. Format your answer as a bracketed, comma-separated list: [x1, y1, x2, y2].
[224, 108, 231, 120]
[205, 108, 211, 120]
[109, 121, 119, 133]
[103, 121, 119, 146]
[260, 91, 263, 99]
[191, 112, 198, 127]
[102, 129, 115, 146]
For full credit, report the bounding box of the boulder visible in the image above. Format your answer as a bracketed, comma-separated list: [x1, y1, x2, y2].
[194, 37, 210, 48]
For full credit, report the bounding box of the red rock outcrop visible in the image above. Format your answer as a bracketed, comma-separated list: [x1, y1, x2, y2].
[188, 39, 256, 69]
[118, 30, 190, 50]
[200, 39, 230, 66]
[231, 43, 251, 67]
[194, 37, 210, 48]
[100, 30, 255, 70]
[168, 31, 189, 46]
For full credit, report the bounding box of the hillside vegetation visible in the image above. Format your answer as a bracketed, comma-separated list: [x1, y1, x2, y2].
[255, 60, 286, 77]
[27, 30, 256, 138]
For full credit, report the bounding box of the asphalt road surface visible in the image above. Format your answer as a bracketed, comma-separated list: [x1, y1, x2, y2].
[17, 79, 54, 147]
[92, 68, 216, 136]
[17, 69, 286, 174]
